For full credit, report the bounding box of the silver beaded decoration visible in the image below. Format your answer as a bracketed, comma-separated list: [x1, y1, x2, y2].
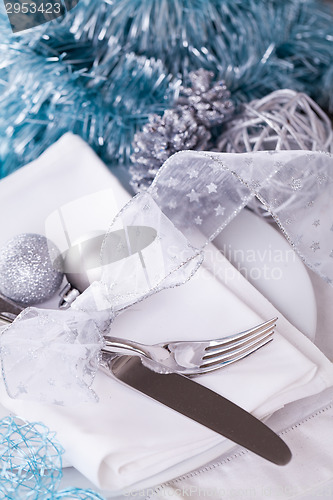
[0, 234, 64, 305]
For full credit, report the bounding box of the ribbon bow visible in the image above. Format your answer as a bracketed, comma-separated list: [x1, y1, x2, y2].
[1, 150, 332, 405]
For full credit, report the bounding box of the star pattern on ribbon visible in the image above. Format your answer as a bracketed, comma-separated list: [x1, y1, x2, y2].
[168, 200, 177, 209]
[167, 177, 180, 188]
[187, 189, 200, 203]
[214, 204, 225, 216]
[310, 241, 320, 252]
[187, 167, 199, 179]
[206, 182, 217, 193]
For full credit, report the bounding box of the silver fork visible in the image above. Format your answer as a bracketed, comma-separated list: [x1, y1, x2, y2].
[0, 311, 276, 376]
[102, 317, 277, 376]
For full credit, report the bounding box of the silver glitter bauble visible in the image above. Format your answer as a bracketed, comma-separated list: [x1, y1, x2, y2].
[0, 233, 64, 305]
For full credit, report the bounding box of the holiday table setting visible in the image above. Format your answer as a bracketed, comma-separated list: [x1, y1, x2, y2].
[0, 133, 333, 499]
[0, 1, 333, 499]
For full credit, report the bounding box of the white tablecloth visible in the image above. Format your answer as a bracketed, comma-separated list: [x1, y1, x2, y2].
[141, 272, 333, 500]
[1, 133, 332, 499]
[57, 272, 333, 500]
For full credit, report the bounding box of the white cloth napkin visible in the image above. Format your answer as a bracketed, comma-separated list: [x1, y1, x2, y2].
[0, 133, 332, 495]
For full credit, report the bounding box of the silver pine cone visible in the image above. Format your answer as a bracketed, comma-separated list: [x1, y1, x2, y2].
[130, 107, 210, 191]
[177, 69, 234, 128]
[130, 69, 234, 192]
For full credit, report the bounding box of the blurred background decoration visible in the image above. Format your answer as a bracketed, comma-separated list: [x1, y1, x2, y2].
[0, 416, 105, 499]
[0, 0, 333, 187]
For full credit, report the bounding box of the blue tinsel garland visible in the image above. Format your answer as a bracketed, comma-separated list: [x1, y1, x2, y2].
[0, 0, 333, 178]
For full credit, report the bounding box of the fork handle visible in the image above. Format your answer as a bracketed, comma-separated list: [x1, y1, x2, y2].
[103, 336, 148, 358]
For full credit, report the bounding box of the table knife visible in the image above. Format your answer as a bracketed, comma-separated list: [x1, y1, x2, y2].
[0, 294, 23, 320]
[104, 354, 292, 466]
[0, 309, 292, 466]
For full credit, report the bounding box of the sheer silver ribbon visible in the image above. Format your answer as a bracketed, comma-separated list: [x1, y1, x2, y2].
[1, 150, 332, 405]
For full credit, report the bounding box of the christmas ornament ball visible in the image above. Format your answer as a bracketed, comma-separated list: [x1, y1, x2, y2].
[0, 233, 64, 305]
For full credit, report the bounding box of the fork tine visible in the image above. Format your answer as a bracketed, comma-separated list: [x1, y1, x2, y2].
[203, 323, 275, 358]
[200, 328, 275, 368]
[195, 336, 274, 374]
[204, 318, 276, 352]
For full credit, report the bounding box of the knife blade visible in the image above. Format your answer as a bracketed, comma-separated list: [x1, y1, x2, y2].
[0, 293, 23, 316]
[106, 354, 292, 466]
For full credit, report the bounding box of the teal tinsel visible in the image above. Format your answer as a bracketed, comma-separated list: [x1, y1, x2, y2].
[0, 18, 178, 176]
[0, 0, 333, 177]
[322, 65, 333, 113]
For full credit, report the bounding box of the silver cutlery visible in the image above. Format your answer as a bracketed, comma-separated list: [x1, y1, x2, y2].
[0, 309, 289, 463]
[0, 293, 23, 316]
[102, 317, 276, 376]
[0, 312, 16, 326]
[0, 310, 276, 376]
[105, 354, 292, 465]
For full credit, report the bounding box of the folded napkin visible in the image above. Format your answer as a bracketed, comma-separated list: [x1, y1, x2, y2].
[0, 134, 332, 495]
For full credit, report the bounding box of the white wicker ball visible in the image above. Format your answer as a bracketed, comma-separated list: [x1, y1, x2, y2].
[217, 89, 333, 217]
[217, 89, 333, 153]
